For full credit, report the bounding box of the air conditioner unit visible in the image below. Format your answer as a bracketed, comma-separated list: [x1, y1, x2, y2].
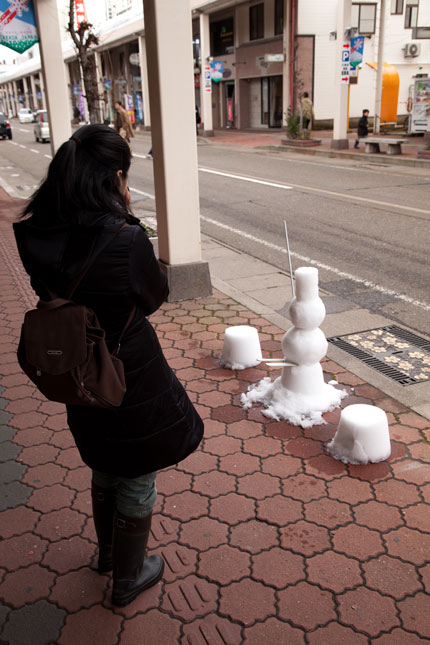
[404, 43, 421, 57]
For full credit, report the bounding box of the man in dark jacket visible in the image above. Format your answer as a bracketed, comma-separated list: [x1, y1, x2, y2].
[354, 109, 369, 149]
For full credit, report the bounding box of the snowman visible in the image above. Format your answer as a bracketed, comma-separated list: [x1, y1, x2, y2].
[241, 267, 346, 427]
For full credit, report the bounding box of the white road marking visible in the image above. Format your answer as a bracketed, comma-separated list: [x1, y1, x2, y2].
[199, 166, 430, 216]
[130, 186, 155, 199]
[19, 127, 30, 133]
[30, 148, 39, 154]
[19, 144, 26, 149]
[44, 154, 52, 159]
[8, 141, 18, 146]
[0, 175, 21, 198]
[133, 153, 150, 159]
[200, 215, 430, 312]
[199, 167, 293, 190]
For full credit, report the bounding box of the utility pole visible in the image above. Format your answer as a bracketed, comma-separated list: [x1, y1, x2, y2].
[331, 0, 352, 149]
[374, 0, 386, 134]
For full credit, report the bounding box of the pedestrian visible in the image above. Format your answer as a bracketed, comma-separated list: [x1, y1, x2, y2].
[13, 124, 204, 607]
[147, 147, 152, 159]
[196, 105, 201, 136]
[301, 92, 314, 131]
[354, 108, 369, 149]
[115, 100, 134, 143]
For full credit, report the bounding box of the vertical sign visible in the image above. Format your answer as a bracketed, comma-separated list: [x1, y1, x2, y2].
[0, 0, 39, 54]
[204, 65, 211, 94]
[341, 42, 350, 84]
[75, 0, 87, 28]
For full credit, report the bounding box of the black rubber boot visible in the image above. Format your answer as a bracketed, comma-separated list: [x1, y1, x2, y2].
[111, 512, 164, 607]
[91, 484, 116, 573]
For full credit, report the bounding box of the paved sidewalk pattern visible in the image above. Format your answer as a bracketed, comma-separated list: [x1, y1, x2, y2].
[1, 192, 430, 644]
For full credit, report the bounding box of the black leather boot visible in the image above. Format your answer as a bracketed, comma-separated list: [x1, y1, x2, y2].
[91, 484, 116, 573]
[111, 511, 164, 607]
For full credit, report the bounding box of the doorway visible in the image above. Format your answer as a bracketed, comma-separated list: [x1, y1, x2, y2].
[224, 81, 235, 128]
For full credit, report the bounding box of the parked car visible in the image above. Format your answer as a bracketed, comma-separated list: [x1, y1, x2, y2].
[34, 110, 50, 142]
[0, 112, 12, 140]
[18, 107, 33, 124]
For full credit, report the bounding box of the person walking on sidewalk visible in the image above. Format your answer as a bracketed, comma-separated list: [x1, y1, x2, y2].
[301, 92, 314, 131]
[13, 124, 204, 607]
[114, 101, 134, 143]
[354, 108, 369, 149]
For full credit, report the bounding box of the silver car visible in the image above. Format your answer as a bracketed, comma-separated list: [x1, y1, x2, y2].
[34, 110, 50, 143]
[18, 107, 33, 124]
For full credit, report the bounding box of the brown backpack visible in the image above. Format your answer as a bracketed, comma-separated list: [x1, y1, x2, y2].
[17, 261, 135, 409]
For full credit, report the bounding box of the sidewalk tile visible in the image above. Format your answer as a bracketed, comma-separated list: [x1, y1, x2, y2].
[277, 581, 336, 629]
[219, 578, 276, 625]
[338, 587, 400, 636]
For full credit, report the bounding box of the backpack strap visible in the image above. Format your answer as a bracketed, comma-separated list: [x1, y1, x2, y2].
[112, 303, 137, 355]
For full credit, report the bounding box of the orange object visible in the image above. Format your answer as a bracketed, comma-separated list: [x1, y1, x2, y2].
[366, 62, 399, 123]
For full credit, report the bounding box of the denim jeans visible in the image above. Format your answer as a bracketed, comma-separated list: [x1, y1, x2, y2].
[92, 469, 157, 518]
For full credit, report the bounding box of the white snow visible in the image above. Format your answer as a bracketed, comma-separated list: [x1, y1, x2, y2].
[219, 325, 262, 370]
[241, 266, 347, 426]
[327, 404, 391, 465]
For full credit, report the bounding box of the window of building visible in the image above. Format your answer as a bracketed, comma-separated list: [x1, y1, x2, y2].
[405, 0, 419, 28]
[391, 0, 404, 13]
[351, 3, 377, 34]
[274, 0, 283, 35]
[211, 17, 234, 56]
[250, 3, 264, 41]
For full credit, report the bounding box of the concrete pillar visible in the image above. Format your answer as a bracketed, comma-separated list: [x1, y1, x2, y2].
[24, 78, 30, 108]
[38, 72, 46, 110]
[199, 13, 214, 136]
[30, 74, 37, 110]
[12, 81, 19, 115]
[374, 0, 387, 134]
[331, 0, 351, 149]
[142, 0, 211, 301]
[5, 84, 13, 116]
[34, 0, 72, 153]
[282, 0, 292, 127]
[138, 35, 151, 130]
[64, 62, 74, 122]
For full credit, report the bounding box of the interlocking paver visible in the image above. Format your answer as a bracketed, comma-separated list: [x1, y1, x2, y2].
[2, 190, 430, 643]
[338, 587, 400, 636]
[277, 581, 336, 630]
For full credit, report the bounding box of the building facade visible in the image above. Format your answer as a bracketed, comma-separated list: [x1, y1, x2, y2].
[0, 0, 429, 130]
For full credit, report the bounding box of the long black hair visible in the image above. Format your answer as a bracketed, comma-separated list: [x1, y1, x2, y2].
[22, 124, 132, 225]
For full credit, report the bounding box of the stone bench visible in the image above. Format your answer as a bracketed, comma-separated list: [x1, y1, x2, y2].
[364, 138, 406, 155]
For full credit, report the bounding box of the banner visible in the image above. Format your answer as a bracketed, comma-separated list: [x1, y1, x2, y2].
[350, 36, 365, 69]
[75, 0, 86, 28]
[0, 0, 39, 54]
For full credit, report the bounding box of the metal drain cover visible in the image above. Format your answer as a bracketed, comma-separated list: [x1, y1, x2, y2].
[328, 325, 430, 386]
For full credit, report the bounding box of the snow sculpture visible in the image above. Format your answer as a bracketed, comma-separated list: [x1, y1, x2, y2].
[327, 404, 391, 465]
[241, 267, 346, 427]
[220, 325, 262, 370]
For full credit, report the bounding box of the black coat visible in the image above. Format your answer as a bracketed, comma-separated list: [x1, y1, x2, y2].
[13, 212, 204, 478]
[357, 115, 368, 137]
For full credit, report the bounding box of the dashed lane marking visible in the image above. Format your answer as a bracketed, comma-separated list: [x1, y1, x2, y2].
[200, 215, 430, 312]
[129, 186, 155, 199]
[30, 149, 39, 154]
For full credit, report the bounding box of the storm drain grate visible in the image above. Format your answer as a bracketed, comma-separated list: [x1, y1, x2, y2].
[328, 325, 430, 386]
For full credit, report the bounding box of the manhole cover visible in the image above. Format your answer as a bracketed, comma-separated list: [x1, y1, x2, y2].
[328, 325, 430, 386]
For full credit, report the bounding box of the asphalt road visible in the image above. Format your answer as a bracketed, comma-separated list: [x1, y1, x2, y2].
[1, 124, 429, 338]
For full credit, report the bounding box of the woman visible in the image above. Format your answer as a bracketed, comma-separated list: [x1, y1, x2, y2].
[13, 124, 204, 607]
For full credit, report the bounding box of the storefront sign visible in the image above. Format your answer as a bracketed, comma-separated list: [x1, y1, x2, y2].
[210, 61, 223, 83]
[350, 36, 364, 68]
[264, 54, 285, 62]
[0, 0, 39, 54]
[129, 53, 140, 67]
[341, 42, 350, 84]
[204, 65, 211, 93]
[75, 0, 86, 28]
[124, 93, 135, 124]
[104, 78, 112, 91]
[134, 92, 144, 122]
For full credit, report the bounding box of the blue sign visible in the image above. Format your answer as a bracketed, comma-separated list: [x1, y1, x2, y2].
[134, 92, 144, 122]
[350, 36, 365, 68]
[342, 49, 350, 62]
[210, 61, 223, 83]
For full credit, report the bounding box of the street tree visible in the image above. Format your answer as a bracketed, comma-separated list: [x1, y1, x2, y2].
[67, 0, 101, 123]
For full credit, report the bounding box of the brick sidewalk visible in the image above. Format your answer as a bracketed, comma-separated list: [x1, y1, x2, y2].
[1, 191, 430, 644]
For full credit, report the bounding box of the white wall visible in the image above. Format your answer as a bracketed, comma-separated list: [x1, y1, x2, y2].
[298, 0, 430, 120]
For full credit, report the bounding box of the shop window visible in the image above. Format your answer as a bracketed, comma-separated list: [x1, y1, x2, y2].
[250, 3, 264, 41]
[274, 0, 283, 36]
[211, 17, 234, 56]
[391, 0, 404, 13]
[351, 3, 377, 35]
[405, 0, 419, 28]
